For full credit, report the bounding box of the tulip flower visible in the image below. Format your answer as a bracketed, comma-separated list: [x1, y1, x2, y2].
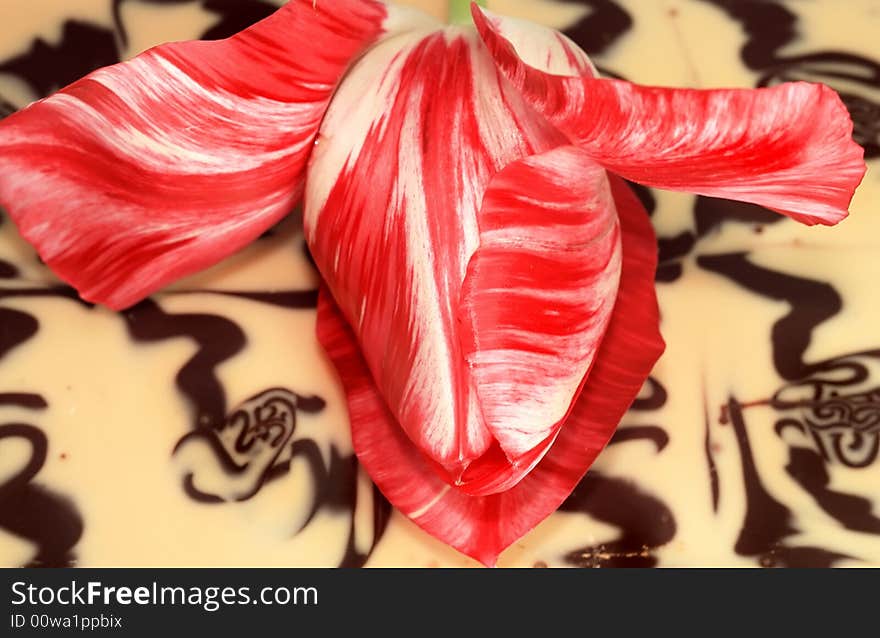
[0, 0, 865, 565]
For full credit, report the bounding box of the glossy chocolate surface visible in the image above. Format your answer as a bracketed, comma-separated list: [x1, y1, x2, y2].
[0, 0, 878, 567]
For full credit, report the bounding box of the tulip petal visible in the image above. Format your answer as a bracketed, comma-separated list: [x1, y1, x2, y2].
[465, 8, 596, 77]
[472, 5, 866, 226]
[459, 145, 621, 470]
[316, 176, 663, 566]
[0, 0, 434, 309]
[305, 28, 573, 477]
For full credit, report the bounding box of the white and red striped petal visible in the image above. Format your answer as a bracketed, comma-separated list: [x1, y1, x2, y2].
[459, 146, 620, 478]
[316, 176, 663, 566]
[305, 26, 583, 479]
[473, 5, 867, 226]
[0, 0, 435, 309]
[468, 8, 596, 77]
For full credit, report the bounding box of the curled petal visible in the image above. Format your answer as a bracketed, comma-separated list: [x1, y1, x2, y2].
[0, 0, 432, 309]
[456, 145, 620, 494]
[473, 5, 866, 225]
[316, 176, 663, 566]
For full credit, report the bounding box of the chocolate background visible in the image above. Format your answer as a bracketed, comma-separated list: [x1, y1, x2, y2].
[0, 0, 878, 567]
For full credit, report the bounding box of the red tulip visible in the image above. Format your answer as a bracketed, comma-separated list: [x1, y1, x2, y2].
[0, 1, 865, 565]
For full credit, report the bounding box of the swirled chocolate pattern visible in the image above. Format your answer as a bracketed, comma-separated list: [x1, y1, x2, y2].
[171, 385, 390, 567]
[174, 388, 325, 502]
[557, 373, 676, 567]
[0, 293, 83, 566]
[0, 21, 118, 100]
[703, 253, 880, 565]
[0, 424, 84, 567]
[121, 298, 246, 430]
[559, 471, 676, 568]
[773, 352, 880, 469]
[1, 0, 879, 567]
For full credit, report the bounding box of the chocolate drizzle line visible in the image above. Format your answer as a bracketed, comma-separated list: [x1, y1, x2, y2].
[171, 382, 390, 566]
[656, 231, 696, 283]
[725, 399, 852, 567]
[0, 295, 83, 565]
[200, 0, 280, 41]
[609, 426, 669, 452]
[0, 393, 47, 410]
[174, 388, 326, 503]
[785, 446, 880, 534]
[560, 0, 631, 57]
[559, 471, 676, 568]
[703, 394, 720, 512]
[287, 439, 392, 568]
[0, 285, 94, 307]
[724, 398, 795, 556]
[629, 376, 668, 411]
[694, 197, 785, 240]
[771, 350, 880, 469]
[0, 21, 119, 100]
[121, 298, 245, 429]
[699, 0, 796, 69]
[612, 377, 670, 452]
[703, 253, 875, 564]
[697, 253, 841, 381]
[561, 371, 674, 566]
[0, 306, 37, 359]
[0, 424, 84, 567]
[0, 260, 19, 279]
[0, 282, 384, 566]
[169, 288, 319, 310]
[0, 99, 16, 119]
[119, 295, 388, 566]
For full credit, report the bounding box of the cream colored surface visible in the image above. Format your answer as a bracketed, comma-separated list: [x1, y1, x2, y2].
[0, 0, 878, 567]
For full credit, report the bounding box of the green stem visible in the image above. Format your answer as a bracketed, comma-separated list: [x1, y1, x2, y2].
[449, 0, 486, 25]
